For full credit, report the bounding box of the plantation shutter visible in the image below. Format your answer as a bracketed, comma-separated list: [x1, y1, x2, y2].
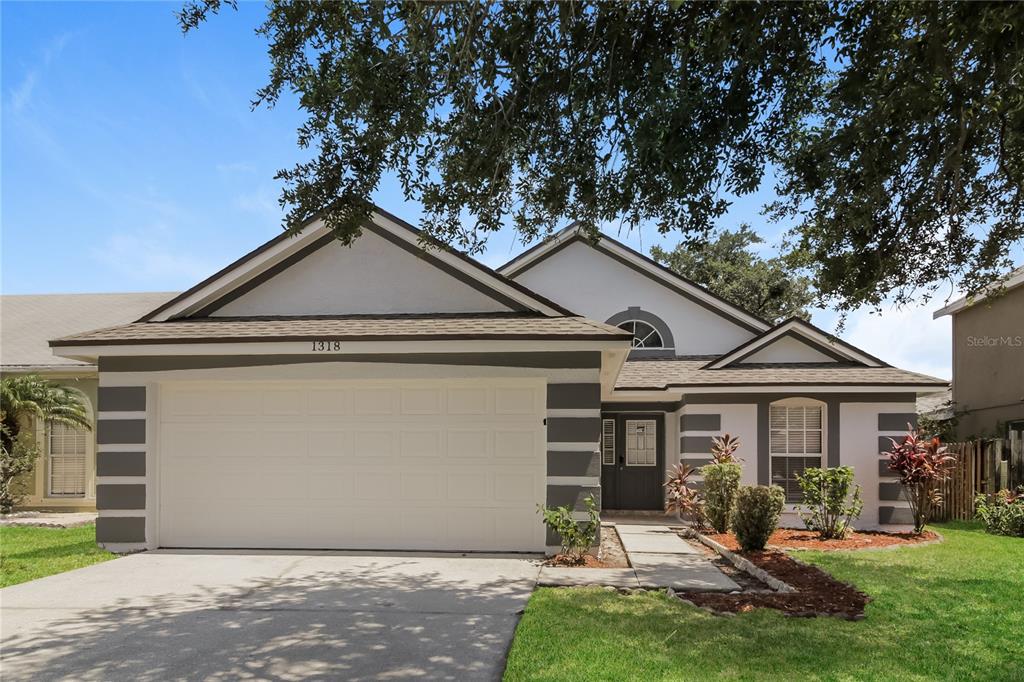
[769, 405, 824, 503]
[601, 419, 615, 465]
[48, 421, 87, 497]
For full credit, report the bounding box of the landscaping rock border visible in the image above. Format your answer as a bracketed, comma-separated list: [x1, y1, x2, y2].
[688, 531, 796, 593]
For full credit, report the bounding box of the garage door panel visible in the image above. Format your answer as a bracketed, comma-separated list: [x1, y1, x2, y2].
[159, 379, 545, 551]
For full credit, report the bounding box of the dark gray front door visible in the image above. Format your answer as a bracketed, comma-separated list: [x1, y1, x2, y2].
[600, 413, 665, 510]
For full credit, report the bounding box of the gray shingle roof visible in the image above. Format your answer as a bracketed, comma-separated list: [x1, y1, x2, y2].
[2, 292, 177, 369]
[49, 313, 631, 346]
[616, 358, 948, 389]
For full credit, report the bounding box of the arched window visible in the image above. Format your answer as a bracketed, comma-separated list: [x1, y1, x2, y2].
[769, 398, 826, 503]
[617, 320, 665, 349]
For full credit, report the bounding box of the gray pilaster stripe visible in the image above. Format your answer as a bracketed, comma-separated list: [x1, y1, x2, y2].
[878, 435, 903, 454]
[878, 413, 918, 431]
[546, 522, 601, 547]
[98, 386, 146, 412]
[603, 401, 683, 412]
[97, 419, 146, 445]
[827, 399, 841, 467]
[757, 399, 770, 485]
[547, 451, 600, 477]
[878, 482, 907, 502]
[97, 452, 146, 477]
[97, 484, 146, 510]
[547, 417, 600, 443]
[878, 459, 898, 478]
[681, 414, 721, 432]
[547, 383, 601, 410]
[680, 435, 714, 454]
[100, 352, 604, 373]
[96, 517, 146, 543]
[878, 506, 914, 525]
[679, 457, 713, 469]
[546, 485, 601, 510]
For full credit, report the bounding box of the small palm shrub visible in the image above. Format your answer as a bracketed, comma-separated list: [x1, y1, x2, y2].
[664, 464, 706, 530]
[538, 494, 600, 562]
[795, 466, 863, 539]
[883, 426, 955, 534]
[975, 488, 1024, 537]
[701, 462, 742, 533]
[709, 433, 742, 464]
[731, 485, 785, 551]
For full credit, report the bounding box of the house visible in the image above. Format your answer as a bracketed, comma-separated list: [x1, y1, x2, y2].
[1, 292, 176, 511]
[934, 266, 1024, 440]
[33, 208, 946, 553]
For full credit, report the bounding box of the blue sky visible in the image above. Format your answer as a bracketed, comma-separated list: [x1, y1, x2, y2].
[3, 2, 964, 379]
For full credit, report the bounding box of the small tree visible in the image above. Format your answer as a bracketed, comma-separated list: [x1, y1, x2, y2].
[664, 463, 706, 530]
[883, 426, 955, 534]
[731, 485, 786, 551]
[795, 466, 864, 539]
[701, 434, 744, 533]
[538, 494, 600, 563]
[0, 375, 92, 513]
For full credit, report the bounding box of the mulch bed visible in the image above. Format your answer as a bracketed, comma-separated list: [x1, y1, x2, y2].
[704, 528, 940, 552]
[545, 524, 631, 568]
[676, 548, 869, 619]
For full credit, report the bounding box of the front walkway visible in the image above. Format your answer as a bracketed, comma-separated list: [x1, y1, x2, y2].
[539, 523, 740, 592]
[0, 512, 98, 528]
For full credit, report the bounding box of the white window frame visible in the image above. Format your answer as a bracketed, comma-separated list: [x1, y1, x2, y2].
[624, 419, 658, 467]
[769, 398, 826, 503]
[47, 420, 88, 498]
[616, 320, 665, 349]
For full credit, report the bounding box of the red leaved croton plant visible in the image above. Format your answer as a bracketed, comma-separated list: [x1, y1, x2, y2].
[664, 463, 707, 530]
[883, 425, 956, 534]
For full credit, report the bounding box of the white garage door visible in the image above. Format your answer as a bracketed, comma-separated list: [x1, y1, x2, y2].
[157, 378, 546, 551]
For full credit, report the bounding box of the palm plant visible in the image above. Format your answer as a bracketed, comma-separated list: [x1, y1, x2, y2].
[1, 375, 91, 512]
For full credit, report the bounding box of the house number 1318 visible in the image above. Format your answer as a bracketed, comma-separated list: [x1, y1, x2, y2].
[311, 341, 342, 351]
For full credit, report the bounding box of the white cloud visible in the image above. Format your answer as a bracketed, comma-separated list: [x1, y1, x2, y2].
[7, 32, 71, 113]
[90, 225, 215, 287]
[821, 303, 952, 380]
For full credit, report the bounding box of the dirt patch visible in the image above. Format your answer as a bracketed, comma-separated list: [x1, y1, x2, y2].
[676, 549, 869, 619]
[545, 525, 631, 568]
[704, 527, 939, 552]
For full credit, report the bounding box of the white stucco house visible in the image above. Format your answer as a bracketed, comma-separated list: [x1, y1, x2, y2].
[5, 207, 947, 552]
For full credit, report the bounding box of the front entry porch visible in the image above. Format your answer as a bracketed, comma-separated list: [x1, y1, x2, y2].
[599, 412, 666, 511]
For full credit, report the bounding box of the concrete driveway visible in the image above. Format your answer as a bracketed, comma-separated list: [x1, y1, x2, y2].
[0, 550, 540, 681]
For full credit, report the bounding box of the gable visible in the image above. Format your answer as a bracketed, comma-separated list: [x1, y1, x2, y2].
[211, 228, 513, 317]
[736, 333, 841, 364]
[508, 238, 761, 355]
[141, 209, 569, 321]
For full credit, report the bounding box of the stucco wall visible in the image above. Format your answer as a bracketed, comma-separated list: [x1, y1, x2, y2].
[952, 285, 1024, 438]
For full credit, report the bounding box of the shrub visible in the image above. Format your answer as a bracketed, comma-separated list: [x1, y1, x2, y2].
[975, 488, 1024, 537]
[883, 425, 956, 534]
[795, 466, 864, 539]
[701, 462, 742, 533]
[538, 494, 600, 562]
[709, 433, 742, 464]
[731, 485, 785, 551]
[664, 464, 706, 530]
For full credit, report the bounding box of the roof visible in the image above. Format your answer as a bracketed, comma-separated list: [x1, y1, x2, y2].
[615, 357, 948, 391]
[934, 265, 1024, 318]
[1, 292, 177, 370]
[497, 224, 771, 334]
[49, 313, 632, 346]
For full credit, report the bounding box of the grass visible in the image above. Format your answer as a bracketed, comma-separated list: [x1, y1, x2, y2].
[0, 523, 114, 588]
[505, 522, 1024, 681]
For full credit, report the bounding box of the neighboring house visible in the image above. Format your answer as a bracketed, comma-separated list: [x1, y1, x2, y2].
[934, 266, 1024, 440]
[34, 209, 945, 553]
[1, 292, 177, 511]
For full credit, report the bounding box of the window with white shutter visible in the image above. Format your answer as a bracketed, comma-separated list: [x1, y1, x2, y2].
[601, 419, 616, 465]
[48, 421, 87, 497]
[769, 403, 824, 502]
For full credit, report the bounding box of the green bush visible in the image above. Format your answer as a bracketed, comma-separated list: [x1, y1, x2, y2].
[731, 485, 785, 551]
[795, 466, 863, 539]
[975, 488, 1024, 537]
[700, 462, 742, 533]
[538, 494, 600, 562]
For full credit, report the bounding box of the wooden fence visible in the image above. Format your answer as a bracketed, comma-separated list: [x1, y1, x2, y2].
[932, 436, 1024, 521]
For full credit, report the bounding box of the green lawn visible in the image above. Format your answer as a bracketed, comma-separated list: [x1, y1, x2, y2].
[505, 523, 1024, 681]
[0, 523, 114, 588]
